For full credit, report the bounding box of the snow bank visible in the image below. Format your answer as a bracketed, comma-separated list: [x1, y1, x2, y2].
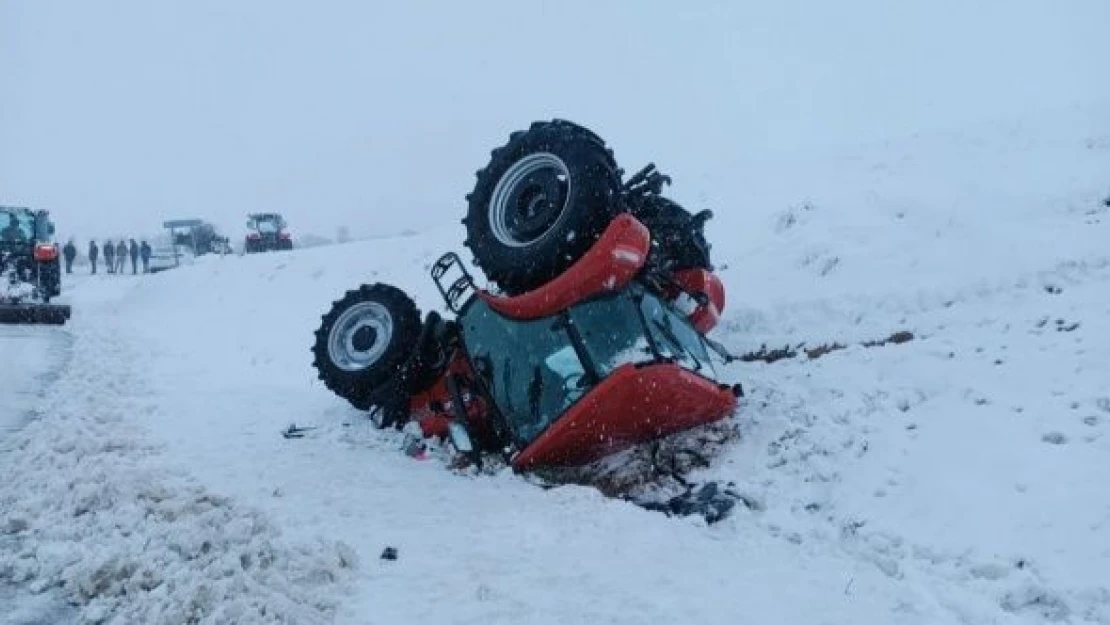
[0, 294, 355, 624]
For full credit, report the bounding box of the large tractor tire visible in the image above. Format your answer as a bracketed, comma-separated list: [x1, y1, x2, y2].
[464, 120, 622, 295]
[311, 283, 422, 410]
[633, 197, 714, 272]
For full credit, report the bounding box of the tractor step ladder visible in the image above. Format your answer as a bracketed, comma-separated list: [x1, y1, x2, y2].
[431, 252, 476, 314]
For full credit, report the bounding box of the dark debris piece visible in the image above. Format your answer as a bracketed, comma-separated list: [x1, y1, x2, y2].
[740, 330, 915, 364]
[281, 423, 317, 439]
[380, 547, 398, 561]
[635, 482, 740, 524]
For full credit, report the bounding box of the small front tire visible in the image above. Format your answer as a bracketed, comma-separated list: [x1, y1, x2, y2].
[311, 283, 422, 410]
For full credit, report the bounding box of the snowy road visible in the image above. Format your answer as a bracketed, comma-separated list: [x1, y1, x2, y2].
[0, 326, 71, 447]
[0, 325, 75, 625]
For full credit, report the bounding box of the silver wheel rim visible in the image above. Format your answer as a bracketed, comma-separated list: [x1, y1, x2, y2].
[488, 152, 572, 247]
[327, 301, 393, 372]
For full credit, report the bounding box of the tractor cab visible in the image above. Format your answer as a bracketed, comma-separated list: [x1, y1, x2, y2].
[426, 213, 737, 468]
[456, 283, 732, 467]
[0, 206, 60, 277]
[0, 207, 55, 249]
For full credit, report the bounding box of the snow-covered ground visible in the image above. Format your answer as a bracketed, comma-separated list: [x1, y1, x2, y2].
[0, 326, 74, 625]
[1, 103, 1108, 624]
[0, 326, 70, 442]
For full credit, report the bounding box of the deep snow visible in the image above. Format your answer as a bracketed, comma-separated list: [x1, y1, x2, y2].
[2, 103, 1108, 624]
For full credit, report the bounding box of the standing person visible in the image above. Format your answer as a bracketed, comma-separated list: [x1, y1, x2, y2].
[62, 239, 77, 274]
[103, 239, 116, 274]
[115, 240, 127, 274]
[88, 240, 99, 274]
[128, 238, 139, 274]
[140, 240, 152, 274]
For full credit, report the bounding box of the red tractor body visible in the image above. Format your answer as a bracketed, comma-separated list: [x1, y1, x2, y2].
[398, 214, 737, 468]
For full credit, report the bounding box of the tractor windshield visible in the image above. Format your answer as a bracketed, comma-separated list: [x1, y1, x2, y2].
[460, 302, 586, 443]
[0, 209, 34, 243]
[459, 286, 714, 446]
[255, 219, 279, 234]
[249, 214, 284, 234]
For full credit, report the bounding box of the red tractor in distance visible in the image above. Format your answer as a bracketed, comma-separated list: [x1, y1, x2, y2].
[245, 213, 294, 253]
[311, 121, 739, 470]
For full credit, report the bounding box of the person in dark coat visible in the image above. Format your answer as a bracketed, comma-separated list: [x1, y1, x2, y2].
[62, 240, 77, 274]
[115, 240, 127, 274]
[88, 240, 99, 274]
[103, 239, 115, 274]
[128, 239, 139, 274]
[140, 240, 152, 273]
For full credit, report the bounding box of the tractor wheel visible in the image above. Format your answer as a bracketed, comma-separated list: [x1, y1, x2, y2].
[634, 197, 714, 271]
[37, 259, 62, 300]
[464, 119, 622, 295]
[311, 283, 422, 410]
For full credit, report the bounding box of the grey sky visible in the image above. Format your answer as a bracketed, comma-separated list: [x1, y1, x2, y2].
[3, 1, 1107, 242]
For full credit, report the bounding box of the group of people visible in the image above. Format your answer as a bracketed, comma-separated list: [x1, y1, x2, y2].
[62, 239, 153, 275]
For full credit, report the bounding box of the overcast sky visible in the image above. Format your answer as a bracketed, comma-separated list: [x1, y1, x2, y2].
[3, 0, 1107, 242]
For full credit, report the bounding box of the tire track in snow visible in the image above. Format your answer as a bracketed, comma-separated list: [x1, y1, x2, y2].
[0, 325, 77, 625]
[0, 326, 73, 450]
[0, 315, 357, 624]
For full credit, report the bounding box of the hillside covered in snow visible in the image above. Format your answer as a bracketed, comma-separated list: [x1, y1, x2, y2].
[3, 1, 1110, 624]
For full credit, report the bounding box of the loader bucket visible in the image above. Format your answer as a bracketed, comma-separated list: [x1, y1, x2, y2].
[0, 303, 71, 325]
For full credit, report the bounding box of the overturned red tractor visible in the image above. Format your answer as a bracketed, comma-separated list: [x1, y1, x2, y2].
[311, 120, 739, 469]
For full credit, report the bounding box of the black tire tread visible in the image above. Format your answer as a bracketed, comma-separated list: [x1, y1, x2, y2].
[464, 119, 621, 294]
[311, 283, 421, 411]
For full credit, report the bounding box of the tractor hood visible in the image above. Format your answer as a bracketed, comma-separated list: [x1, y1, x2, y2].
[511, 362, 737, 468]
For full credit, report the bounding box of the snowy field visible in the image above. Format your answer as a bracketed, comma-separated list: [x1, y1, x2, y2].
[4, 1, 1110, 622]
[1, 103, 1108, 624]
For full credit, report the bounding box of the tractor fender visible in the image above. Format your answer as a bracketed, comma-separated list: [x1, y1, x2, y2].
[476, 214, 650, 320]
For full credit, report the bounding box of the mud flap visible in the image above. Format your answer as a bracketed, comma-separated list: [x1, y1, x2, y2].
[0, 303, 71, 325]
